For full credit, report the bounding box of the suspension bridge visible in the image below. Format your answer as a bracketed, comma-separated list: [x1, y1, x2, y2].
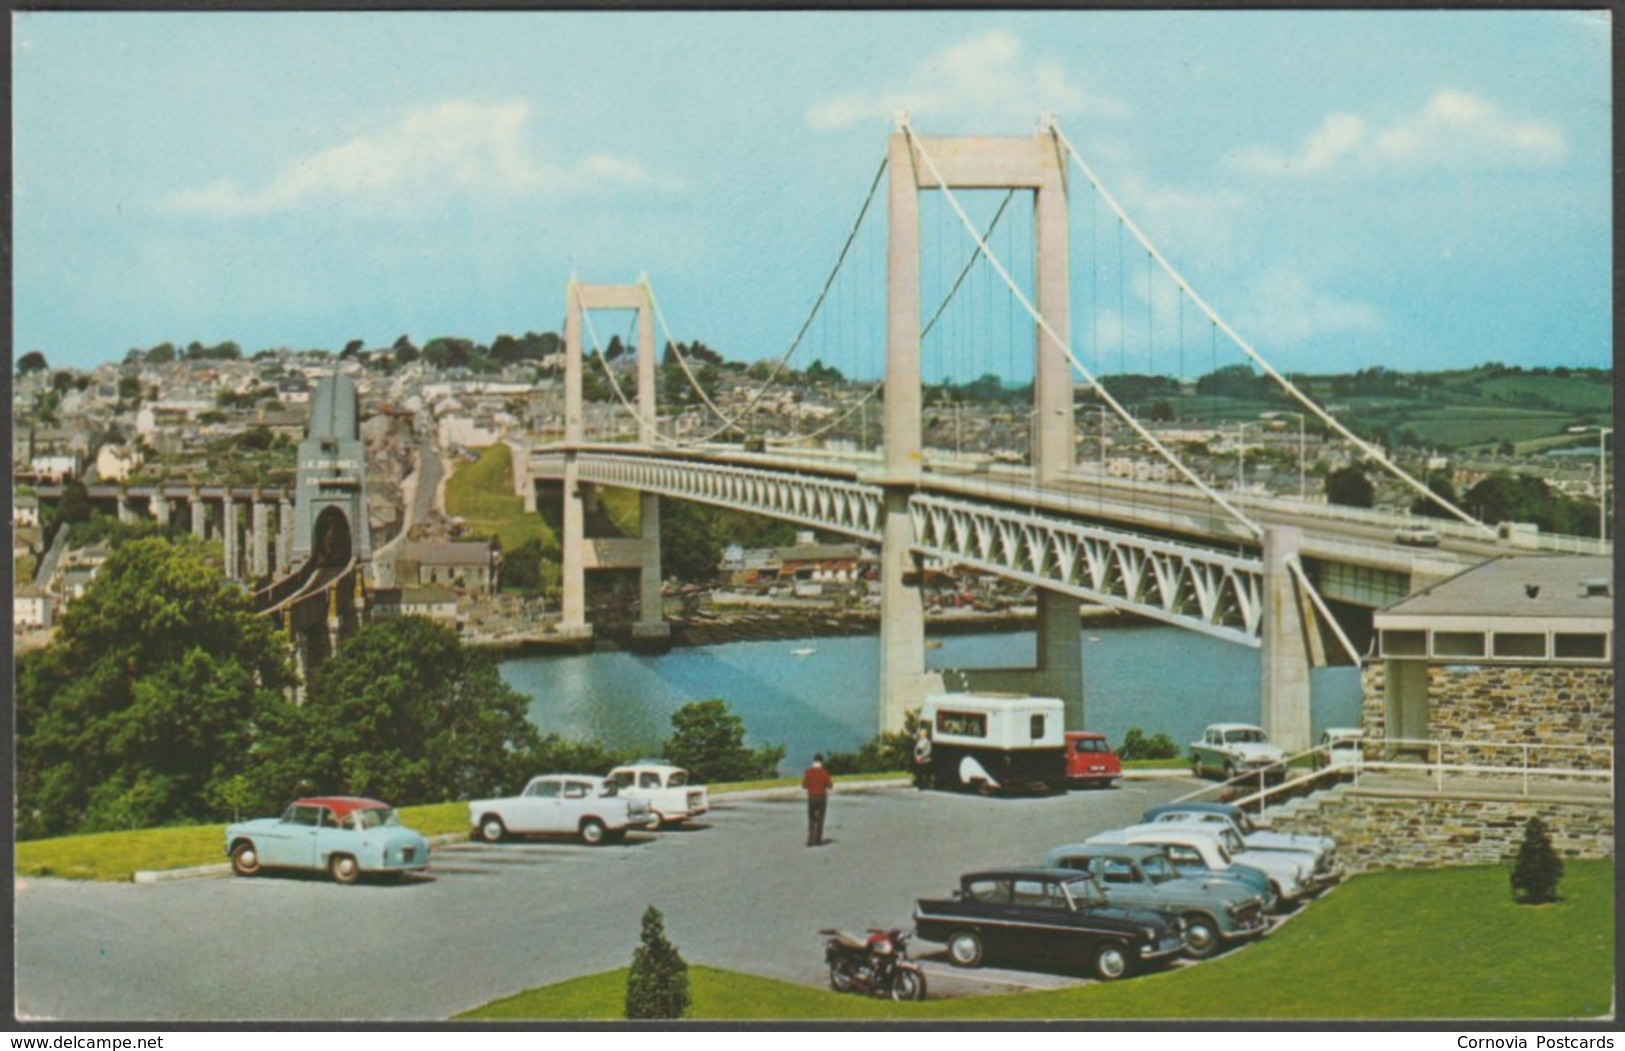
[525, 118, 1608, 747]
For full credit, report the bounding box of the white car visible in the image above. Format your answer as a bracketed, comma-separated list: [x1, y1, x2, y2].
[1105, 822, 1314, 904]
[1316, 728, 1366, 774]
[469, 774, 651, 846]
[1190, 723, 1288, 782]
[1141, 803, 1341, 889]
[608, 762, 710, 828]
[1394, 524, 1441, 547]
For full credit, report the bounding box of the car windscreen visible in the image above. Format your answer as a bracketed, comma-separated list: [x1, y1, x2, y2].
[598, 781, 619, 797]
[1225, 729, 1265, 744]
[668, 771, 688, 787]
[610, 772, 635, 788]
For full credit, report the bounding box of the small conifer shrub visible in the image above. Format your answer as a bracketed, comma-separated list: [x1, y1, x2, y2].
[625, 905, 691, 1020]
[1510, 816, 1564, 905]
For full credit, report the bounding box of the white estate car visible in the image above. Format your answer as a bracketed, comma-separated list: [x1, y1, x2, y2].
[469, 774, 651, 846]
[608, 762, 710, 828]
[1190, 723, 1288, 782]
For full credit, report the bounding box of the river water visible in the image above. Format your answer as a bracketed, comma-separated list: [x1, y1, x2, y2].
[499, 626, 1364, 771]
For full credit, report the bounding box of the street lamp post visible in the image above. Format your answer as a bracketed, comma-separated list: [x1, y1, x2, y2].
[1234, 421, 1261, 492]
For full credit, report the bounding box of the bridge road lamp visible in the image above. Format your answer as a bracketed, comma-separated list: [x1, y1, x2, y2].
[1234, 421, 1264, 492]
[1260, 410, 1307, 502]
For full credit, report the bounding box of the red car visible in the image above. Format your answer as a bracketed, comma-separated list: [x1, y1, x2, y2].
[1064, 732, 1122, 788]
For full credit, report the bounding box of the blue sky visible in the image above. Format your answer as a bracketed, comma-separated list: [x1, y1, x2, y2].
[13, 11, 1612, 379]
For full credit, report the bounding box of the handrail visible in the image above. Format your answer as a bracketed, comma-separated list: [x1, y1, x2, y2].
[1174, 736, 1616, 812]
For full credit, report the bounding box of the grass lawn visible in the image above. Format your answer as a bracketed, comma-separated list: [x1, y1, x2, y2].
[458, 859, 1614, 1021]
[444, 444, 557, 552]
[16, 801, 475, 882]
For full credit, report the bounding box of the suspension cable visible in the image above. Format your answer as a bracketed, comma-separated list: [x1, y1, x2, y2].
[903, 120, 1263, 539]
[642, 152, 891, 445]
[1050, 125, 1491, 535]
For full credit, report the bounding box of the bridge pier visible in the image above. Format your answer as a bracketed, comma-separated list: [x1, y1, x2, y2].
[1261, 526, 1313, 752]
[949, 589, 1085, 728]
[117, 491, 135, 524]
[190, 491, 206, 539]
[276, 496, 293, 575]
[152, 493, 171, 529]
[631, 491, 670, 648]
[879, 485, 941, 733]
[223, 497, 240, 578]
[251, 498, 270, 578]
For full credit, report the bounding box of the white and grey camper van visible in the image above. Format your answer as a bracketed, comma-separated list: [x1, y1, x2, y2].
[916, 693, 1067, 793]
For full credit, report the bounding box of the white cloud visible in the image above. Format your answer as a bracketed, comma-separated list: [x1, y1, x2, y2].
[162, 100, 670, 217]
[806, 30, 1125, 132]
[1231, 89, 1569, 176]
[1233, 265, 1383, 348]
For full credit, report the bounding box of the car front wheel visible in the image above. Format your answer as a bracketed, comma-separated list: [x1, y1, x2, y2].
[1093, 941, 1130, 981]
[579, 818, 607, 846]
[479, 816, 507, 844]
[328, 854, 360, 885]
[946, 930, 984, 968]
[1182, 914, 1219, 959]
[230, 842, 261, 877]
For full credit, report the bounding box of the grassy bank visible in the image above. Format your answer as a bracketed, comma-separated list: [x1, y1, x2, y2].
[444, 443, 556, 551]
[458, 859, 1615, 1021]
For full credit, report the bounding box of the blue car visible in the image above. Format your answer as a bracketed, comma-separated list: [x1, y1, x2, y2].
[226, 796, 431, 884]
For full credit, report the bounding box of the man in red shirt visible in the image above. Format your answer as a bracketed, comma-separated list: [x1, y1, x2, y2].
[802, 754, 834, 847]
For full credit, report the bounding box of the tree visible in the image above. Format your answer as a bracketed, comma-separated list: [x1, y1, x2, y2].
[500, 537, 553, 593]
[393, 335, 420, 364]
[663, 699, 785, 783]
[247, 617, 540, 808]
[16, 538, 293, 838]
[17, 350, 48, 374]
[51, 370, 77, 394]
[1118, 727, 1180, 760]
[1325, 465, 1375, 508]
[625, 905, 690, 1020]
[340, 339, 365, 360]
[1510, 817, 1564, 904]
[1410, 474, 1459, 518]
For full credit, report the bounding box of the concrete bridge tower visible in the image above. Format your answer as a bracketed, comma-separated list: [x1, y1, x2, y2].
[880, 124, 1081, 733]
[556, 279, 669, 647]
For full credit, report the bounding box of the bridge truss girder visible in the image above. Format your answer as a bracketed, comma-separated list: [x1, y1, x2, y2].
[543, 452, 885, 542]
[537, 450, 1264, 645]
[908, 493, 1263, 647]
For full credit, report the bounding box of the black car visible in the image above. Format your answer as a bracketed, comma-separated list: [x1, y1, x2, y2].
[912, 866, 1186, 980]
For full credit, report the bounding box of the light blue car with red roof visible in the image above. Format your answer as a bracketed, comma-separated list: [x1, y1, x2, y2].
[225, 796, 431, 884]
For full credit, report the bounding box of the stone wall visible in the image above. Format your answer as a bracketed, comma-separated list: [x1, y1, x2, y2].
[1263, 788, 1614, 873]
[1362, 660, 1613, 767]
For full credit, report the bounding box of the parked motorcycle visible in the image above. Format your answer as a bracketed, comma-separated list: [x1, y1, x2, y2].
[819, 927, 928, 1001]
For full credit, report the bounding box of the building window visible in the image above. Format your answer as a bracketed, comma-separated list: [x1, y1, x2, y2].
[1554, 633, 1609, 660]
[1492, 633, 1547, 659]
[1381, 630, 1427, 657]
[1433, 631, 1486, 658]
[1030, 714, 1046, 740]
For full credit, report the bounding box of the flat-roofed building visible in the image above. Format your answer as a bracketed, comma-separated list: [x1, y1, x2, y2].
[1366, 555, 1613, 754]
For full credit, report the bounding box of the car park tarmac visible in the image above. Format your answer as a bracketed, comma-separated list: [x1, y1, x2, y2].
[16, 777, 1201, 1021]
